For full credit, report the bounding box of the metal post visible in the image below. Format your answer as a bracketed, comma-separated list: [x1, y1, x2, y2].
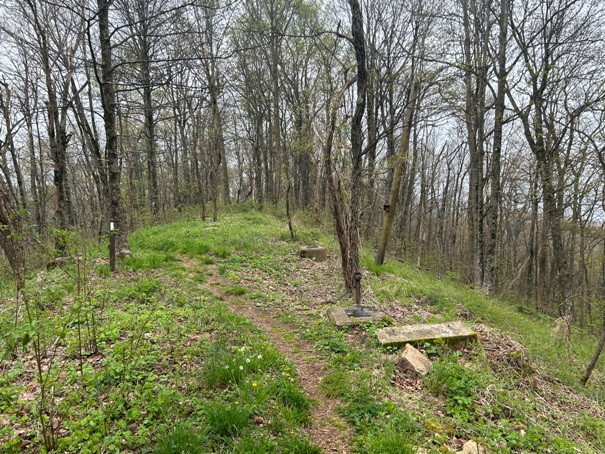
[109, 221, 116, 272]
[354, 271, 362, 309]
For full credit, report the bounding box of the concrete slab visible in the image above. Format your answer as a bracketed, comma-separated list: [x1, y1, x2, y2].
[327, 307, 389, 326]
[299, 246, 327, 262]
[376, 321, 477, 348]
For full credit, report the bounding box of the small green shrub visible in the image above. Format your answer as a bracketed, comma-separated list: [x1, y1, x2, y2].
[316, 336, 349, 353]
[154, 424, 208, 454]
[225, 285, 247, 296]
[205, 401, 250, 437]
[320, 371, 351, 398]
[339, 396, 383, 428]
[231, 434, 275, 453]
[333, 349, 365, 369]
[280, 436, 323, 454]
[425, 354, 477, 417]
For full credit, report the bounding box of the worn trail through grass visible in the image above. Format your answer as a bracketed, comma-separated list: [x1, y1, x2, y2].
[188, 261, 353, 453]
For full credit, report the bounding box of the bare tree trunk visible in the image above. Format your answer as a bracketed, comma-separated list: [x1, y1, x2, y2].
[342, 0, 367, 292]
[582, 322, 605, 386]
[23, 0, 76, 245]
[484, 0, 508, 294]
[375, 80, 419, 265]
[0, 86, 25, 290]
[462, 0, 489, 286]
[324, 67, 358, 291]
[97, 0, 128, 252]
[270, 28, 282, 204]
[142, 56, 159, 218]
[22, 66, 45, 232]
[0, 178, 24, 291]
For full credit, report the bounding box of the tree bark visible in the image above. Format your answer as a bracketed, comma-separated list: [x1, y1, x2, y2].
[484, 0, 508, 294]
[375, 78, 419, 265]
[581, 315, 605, 386]
[344, 0, 367, 292]
[97, 0, 128, 252]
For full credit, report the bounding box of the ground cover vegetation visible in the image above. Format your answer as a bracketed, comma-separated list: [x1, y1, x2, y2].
[2, 205, 604, 452]
[0, 208, 322, 452]
[2, 0, 605, 451]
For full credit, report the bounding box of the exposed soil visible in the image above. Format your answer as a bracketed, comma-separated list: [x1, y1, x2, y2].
[191, 261, 353, 453]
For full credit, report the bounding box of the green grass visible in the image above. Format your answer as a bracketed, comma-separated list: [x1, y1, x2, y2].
[320, 370, 352, 398]
[225, 285, 247, 295]
[154, 425, 209, 454]
[205, 401, 251, 438]
[362, 255, 603, 391]
[425, 353, 480, 418]
[359, 414, 418, 454]
[0, 221, 318, 452]
[2, 203, 604, 453]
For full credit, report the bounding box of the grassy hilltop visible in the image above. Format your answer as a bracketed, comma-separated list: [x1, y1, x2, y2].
[1, 204, 604, 453]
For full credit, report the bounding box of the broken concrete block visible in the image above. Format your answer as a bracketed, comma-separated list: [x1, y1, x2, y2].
[458, 440, 487, 454]
[376, 321, 477, 348]
[299, 246, 327, 262]
[397, 343, 432, 378]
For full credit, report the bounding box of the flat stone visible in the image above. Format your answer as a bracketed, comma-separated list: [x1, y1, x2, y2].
[397, 344, 432, 377]
[299, 246, 327, 262]
[376, 321, 477, 348]
[327, 306, 389, 326]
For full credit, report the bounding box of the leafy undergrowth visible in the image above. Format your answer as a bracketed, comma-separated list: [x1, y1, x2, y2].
[0, 244, 319, 452]
[2, 203, 605, 453]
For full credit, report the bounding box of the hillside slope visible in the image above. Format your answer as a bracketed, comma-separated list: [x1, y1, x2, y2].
[1, 205, 604, 453]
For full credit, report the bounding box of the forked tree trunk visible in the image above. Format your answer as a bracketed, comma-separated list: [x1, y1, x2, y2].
[375, 80, 419, 265]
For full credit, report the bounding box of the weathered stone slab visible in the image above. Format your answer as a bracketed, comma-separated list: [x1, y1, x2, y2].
[299, 246, 327, 262]
[327, 307, 389, 326]
[397, 343, 432, 378]
[376, 321, 477, 348]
